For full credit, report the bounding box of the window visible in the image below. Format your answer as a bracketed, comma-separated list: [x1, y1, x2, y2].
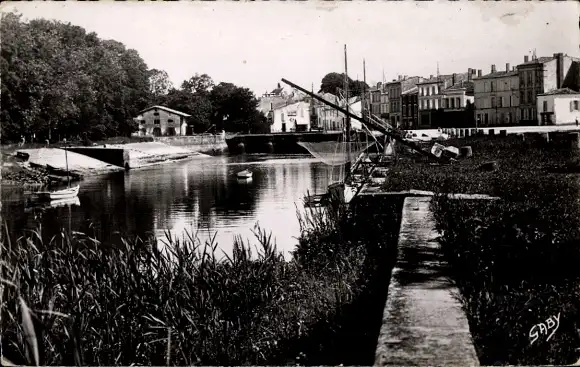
[527, 90, 532, 103]
[498, 97, 503, 108]
[431, 86, 436, 95]
[491, 97, 495, 108]
[490, 81, 494, 92]
[572, 100, 580, 111]
[154, 119, 160, 125]
[543, 101, 548, 112]
[520, 91, 526, 104]
[456, 98, 461, 108]
[527, 71, 532, 85]
[281, 113, 285, 122]
[450, 98, 455, 109]
[168, 119, 174, 123]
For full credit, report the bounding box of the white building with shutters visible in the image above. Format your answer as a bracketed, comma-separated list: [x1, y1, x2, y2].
[537, 88, 580, 125]
[271, 101, 311, 133]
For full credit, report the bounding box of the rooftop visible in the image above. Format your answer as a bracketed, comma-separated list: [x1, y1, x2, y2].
[518, 56, 556, 67]
[474, 70, 518, 80]
[538, 88, 580, 96]
[139, 105, 191, 117]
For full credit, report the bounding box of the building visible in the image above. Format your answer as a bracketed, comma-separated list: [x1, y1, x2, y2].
[417, 71, 473, 127]
[369, 83, 383, 116]
[313, 93, 342, 131]
[473, 64, 520, 126]
[270, 101, 311, 133]
[386, 76, 424, 128]
[380, 86, 389, 119]
[537, 88, 580, 125]
[401, 87, 419, 128]
[517, 53, 580, 125]
[136, 106, 191, 136]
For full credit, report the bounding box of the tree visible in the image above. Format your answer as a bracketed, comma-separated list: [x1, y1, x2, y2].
[181, 73, 214, 96]
[210, 83, 265, 133]
[164, 88, 213, 133]
[148, 69, 173, 99]
[318, 72, 368, 98]
[0, 12, 151, 142]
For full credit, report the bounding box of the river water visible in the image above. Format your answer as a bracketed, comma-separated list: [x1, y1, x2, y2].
[1, 155, 336, 259]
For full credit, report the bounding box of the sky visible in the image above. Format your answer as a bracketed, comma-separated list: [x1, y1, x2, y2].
[2, 1, 578, 97]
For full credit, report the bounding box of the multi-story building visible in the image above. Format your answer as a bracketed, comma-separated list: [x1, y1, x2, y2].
[517, 53, 580, 125]
[380, 86, 389, 119]
[369, 83, 382, 116]
[386, 76, 423, 128]
[271, 101, 311, 133]
[473, 64, 520, 126]
[417, 72, 472, 127]
[136, 105, 191, 136]
[537, 88, 580, 125]
[401, 87, 419, 128]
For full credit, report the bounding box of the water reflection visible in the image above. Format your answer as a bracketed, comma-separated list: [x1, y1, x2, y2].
[2, 155, 333, 258]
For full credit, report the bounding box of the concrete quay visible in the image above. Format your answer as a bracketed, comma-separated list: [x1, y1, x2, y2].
[374, 196, 479, 367]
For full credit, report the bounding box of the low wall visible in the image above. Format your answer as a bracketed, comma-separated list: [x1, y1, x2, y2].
[67, 147, 129, 169]
[155, 135, 228, 155]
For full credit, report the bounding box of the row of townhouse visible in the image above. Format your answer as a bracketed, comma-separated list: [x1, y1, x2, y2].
[377, 52, 580, 129]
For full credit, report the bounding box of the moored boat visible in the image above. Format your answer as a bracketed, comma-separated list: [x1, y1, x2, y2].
[236, 169, 253, 179]
[31, 184, 80, 201]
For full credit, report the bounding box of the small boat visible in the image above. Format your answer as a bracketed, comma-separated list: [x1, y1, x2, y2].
[236, 169, 253, 179]
[31, 184, 80, 201]
[25, 196, 80, 212]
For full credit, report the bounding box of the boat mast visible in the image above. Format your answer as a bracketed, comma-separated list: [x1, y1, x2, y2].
[344, 44, 351, 177]
[363, 58, 367, 124]
[64, 145, 70, 188]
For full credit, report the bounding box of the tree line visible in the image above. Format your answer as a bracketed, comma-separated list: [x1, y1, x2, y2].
[0, 12, 269, 143]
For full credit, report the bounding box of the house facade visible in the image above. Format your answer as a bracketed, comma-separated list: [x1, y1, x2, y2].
[517, 53, 580, 125]
[417, 72, 470, 127]
[401, 87, 419, 128]
[271, 101, 311, 133]
[537, 88, 580, 125]
[474, 64, 520, 126]
[136, 106, 191, 136]
[386, 76, 423, 128]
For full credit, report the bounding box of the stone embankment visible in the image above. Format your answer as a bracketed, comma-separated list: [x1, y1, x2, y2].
[2, 141, 212, 186]
[375, 196, 480, 367]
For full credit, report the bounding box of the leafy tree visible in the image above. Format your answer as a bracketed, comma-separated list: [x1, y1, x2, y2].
[0, 12, 150, 142]
[181, 73, 214, 96]
[319, 72, 368, 98]
[148, 69, 174, 99]
[164, 88, 213, 133]
[210, 83, 264, 133]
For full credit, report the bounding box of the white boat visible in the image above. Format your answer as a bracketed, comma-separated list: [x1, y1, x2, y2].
[236, 169, 253, 179]
[25, 196, 80, 212]
[33, 184, 80, 201]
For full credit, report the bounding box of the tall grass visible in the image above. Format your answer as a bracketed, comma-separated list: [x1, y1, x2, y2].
[1, 193, 401, 366]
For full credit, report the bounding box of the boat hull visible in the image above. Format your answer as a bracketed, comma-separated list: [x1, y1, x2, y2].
[33, 185, 80, 201]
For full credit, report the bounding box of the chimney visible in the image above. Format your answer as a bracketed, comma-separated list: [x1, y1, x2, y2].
[430, 74, 434, 79]
[478, 69, 482, 77]
[452, 73, 456, 85]
[270, 103, 273, 111]
[506, 63, 510, 72]
[524, 55, 529, 63]
[491, 64, 496, 73]
[556, 52, 564, 88]
[398, 75, 402, 81]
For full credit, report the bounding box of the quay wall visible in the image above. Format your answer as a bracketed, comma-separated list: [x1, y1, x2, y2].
[67, 147, 129, 169]
[155, 135, 228, 155]
[226, 131, 368, 155]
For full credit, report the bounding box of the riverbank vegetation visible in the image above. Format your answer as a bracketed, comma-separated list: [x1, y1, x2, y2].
[384, 133, 580, 365]
[1, 196, 402, 366]
[1, 12, 270, 144]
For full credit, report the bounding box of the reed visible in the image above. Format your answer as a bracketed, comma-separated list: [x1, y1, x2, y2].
[1, 192, 398, 366]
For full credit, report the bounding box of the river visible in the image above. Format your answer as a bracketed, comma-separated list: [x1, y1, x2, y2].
[1, 155, 337, 259]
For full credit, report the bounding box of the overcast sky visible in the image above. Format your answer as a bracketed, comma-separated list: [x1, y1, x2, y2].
[3, 1, 578, 96]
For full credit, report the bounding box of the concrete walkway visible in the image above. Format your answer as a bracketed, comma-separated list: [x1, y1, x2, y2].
[374, 196, 479, 367]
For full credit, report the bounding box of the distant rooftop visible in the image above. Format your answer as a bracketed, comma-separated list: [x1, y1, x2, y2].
[538, 88, 580, 96]
[139, 105, 191, 117]
[518, 56, 556, 66]
[475, 70, 518, 80]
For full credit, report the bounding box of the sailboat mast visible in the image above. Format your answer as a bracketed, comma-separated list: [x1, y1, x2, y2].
[363, 59, 367, 123]
[344, 44, 351, 176]
[64, 145, 70, 188]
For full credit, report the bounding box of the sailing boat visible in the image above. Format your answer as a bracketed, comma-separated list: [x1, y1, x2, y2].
[301, 46, 381, 207]
[30, 145, 80, 201]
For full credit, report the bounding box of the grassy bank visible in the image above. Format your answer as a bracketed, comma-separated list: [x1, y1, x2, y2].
[383, 134, 580, 365]
[0, 195, 402, 366]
